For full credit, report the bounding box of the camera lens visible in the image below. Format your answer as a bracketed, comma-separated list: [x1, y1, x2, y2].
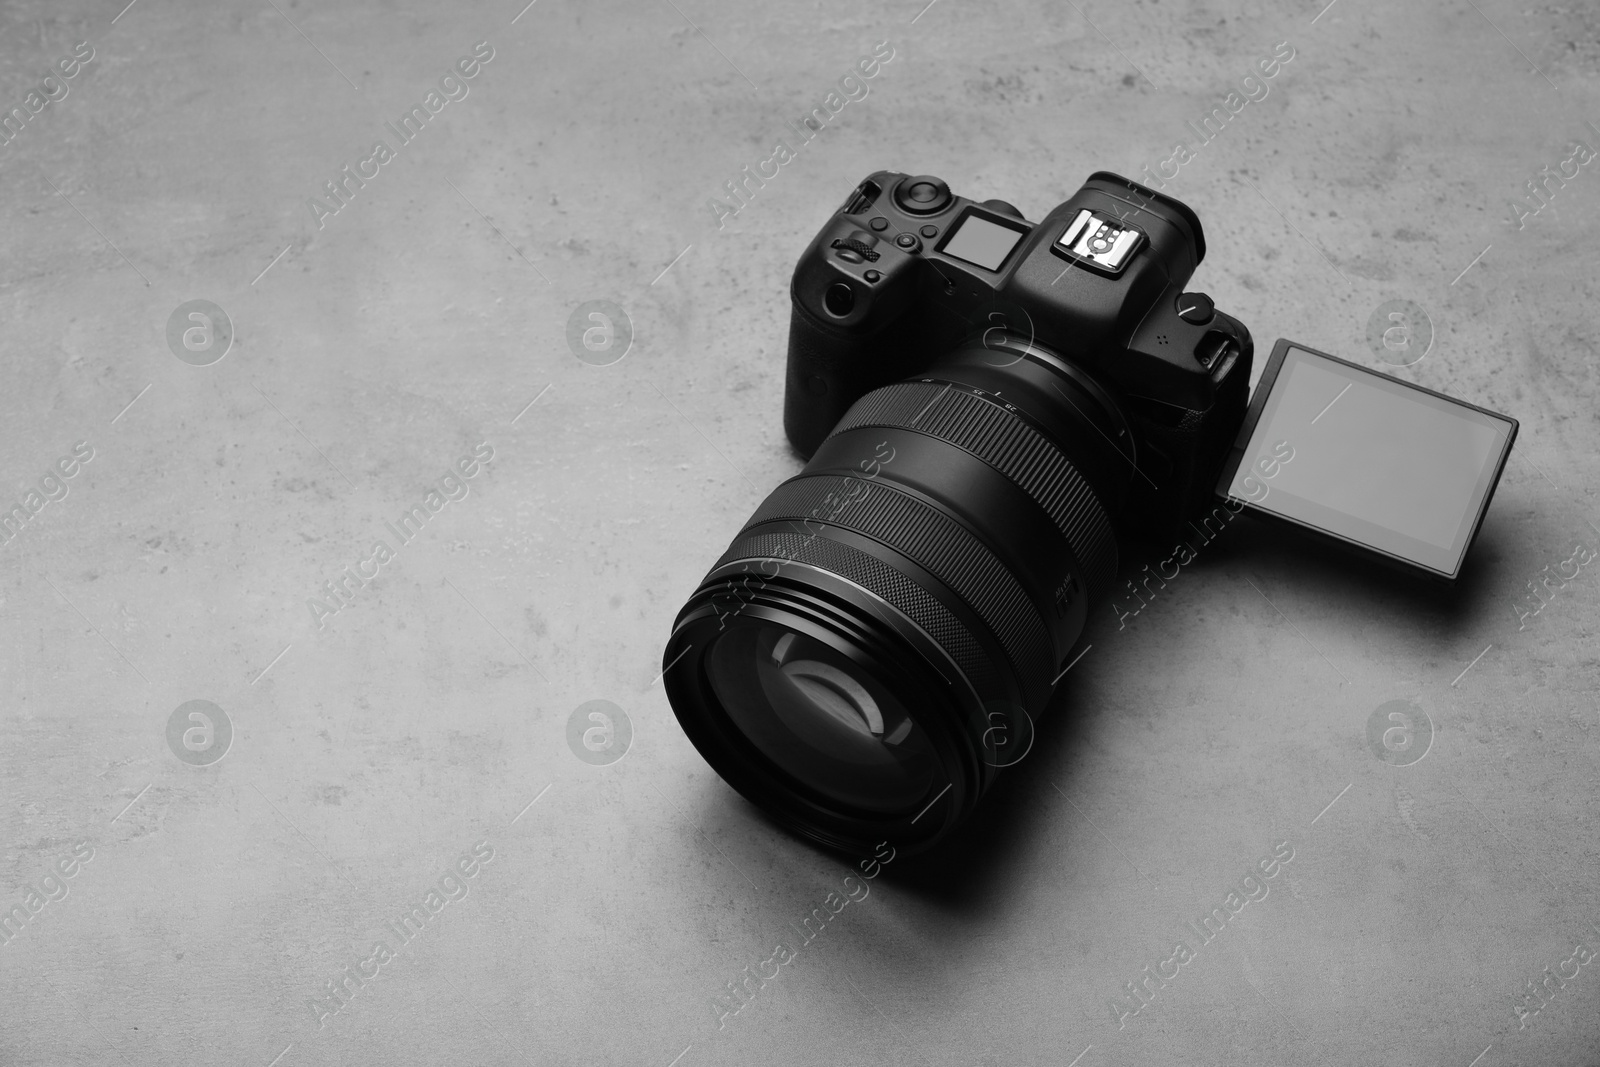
[663, 334, 1133, 854]
[706, 622, 938, 813]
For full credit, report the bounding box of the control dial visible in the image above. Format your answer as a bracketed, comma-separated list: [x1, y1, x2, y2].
[893, 175, 953, 215]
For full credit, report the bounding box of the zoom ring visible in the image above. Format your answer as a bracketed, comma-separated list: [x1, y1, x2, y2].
[713, 531, 1008, 706]
[743, 474, 1055, 692]
[826, 380, 1118, 601]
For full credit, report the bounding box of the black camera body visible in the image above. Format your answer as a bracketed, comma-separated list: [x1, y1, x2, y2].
[784, 170, 1254, 543]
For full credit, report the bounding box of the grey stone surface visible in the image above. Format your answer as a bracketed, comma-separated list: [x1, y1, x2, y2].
[1, 0, 1598, 1064]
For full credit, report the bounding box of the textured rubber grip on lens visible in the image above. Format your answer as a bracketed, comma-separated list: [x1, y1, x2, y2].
[827, 380, 1117, 601]
[744, 475, 1054, 691]
[714, 531, 1008, 705]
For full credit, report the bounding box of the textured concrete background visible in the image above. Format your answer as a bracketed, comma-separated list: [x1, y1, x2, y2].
[1, 0, 1598, 1064]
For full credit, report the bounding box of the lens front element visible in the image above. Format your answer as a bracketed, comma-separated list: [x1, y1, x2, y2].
[707, 622, 937, 814]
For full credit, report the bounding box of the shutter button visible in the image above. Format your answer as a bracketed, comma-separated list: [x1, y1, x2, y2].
[1176, 293, 1215, 325]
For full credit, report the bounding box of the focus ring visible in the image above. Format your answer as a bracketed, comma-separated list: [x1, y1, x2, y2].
[827, 380, 1118, 601]
[742, 475, 1054, 691]
[712, 531, 1008, 705]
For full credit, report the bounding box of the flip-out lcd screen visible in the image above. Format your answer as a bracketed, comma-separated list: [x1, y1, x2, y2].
[1219, 341, 1517, 580]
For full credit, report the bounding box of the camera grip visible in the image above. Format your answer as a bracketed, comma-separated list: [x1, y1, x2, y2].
[783, 301, 914, 458]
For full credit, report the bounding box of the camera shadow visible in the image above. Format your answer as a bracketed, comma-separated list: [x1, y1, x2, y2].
[1182, 513, 1507, 642]
[815, 513, 1510, 900]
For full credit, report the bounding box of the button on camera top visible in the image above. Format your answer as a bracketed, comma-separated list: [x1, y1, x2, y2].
[1176, 292, 1215, 325]
[919, 224, 939, 238]
[868, 217, 889, 231]
[894, 232, 923, 254]
[894, 175, 953, 215]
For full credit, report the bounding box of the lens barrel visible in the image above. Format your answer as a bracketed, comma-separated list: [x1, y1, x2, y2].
[663, 335, 1131, 854]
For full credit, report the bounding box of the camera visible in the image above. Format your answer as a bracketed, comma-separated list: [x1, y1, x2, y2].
[660, 170, 1516, 856]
